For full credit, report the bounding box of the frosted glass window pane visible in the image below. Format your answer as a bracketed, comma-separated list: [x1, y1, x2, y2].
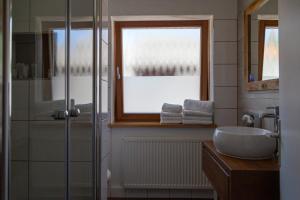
[53, 29, 93, 104]
[262, 27, 279, 80]
[122, 28, 201, 113]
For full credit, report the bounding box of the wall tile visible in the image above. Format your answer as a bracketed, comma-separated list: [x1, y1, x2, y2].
[215, 87, 238, 108]
[12, 80, 29, 120]
[12, 0, 29, 21]
[29, 121, 65, 161]
[101, 155, 109, 200]
[102, 41, 109, 81]
[71, 162, 93, 200]
[30, 121, 92, 162]
[214, 20, 237, 42]
[11, 121, 29, 161]
[101, 80, 109, 118]
[169, 189, 192, 198]
[12, 161, 28, 200]
[191, 189, 213, 199]
[13, 20, 30, 33]
[214, 65, 237, 86]
[147, 189, 170, 198]
[214, 42, 237, 64]
[29, 80, 62, 121]
[29, 162, 64, 200]
[109, 0, 238, 19]
[102, 119, 111, 159]
[126, 189, 147, 198]
[215, 109, 237, 126]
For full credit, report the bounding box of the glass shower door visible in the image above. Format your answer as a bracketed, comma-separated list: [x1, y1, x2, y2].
[10, 0, 100, 199]
[11, 0, 68, 199]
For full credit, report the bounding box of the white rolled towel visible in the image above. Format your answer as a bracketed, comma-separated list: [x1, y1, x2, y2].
[162, 103, 183, 113]
[183, 100, 214, 114]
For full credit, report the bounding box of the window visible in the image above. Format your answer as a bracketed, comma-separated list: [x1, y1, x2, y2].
[258, 20, 279, 81]
[41, 21, 94, 105]
[114, 20, 210, 122]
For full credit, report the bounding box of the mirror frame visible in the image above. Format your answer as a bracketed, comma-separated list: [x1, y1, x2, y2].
[244, 0, 279, 91]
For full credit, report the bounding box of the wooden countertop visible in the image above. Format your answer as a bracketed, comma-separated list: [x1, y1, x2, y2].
[109, 122, 217, 128]
[203, 141, 279, 172]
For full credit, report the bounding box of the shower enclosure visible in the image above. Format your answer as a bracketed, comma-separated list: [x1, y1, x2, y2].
[1, 0, 110, 199]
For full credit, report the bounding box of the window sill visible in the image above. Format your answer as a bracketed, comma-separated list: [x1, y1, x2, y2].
[109, 122, 217, 128]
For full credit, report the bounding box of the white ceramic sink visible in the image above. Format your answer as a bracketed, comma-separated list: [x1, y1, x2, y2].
[213, 126, 277, 160]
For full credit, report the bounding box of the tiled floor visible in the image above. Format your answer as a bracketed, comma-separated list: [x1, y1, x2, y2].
[109, 198, 213, 200]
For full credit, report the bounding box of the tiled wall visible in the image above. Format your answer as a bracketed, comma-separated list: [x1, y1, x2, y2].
[237, 0, 279, 126]
[108, 0, 239, 198]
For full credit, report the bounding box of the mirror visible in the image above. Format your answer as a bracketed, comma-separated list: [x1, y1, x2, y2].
[244, 0, 279, 90]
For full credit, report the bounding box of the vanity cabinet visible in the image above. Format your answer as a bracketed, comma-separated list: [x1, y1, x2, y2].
[202, 141, 279, 200]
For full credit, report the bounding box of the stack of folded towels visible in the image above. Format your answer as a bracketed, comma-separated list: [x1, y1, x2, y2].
[160, 103, 183, 124]
[182, 99, 214, 124]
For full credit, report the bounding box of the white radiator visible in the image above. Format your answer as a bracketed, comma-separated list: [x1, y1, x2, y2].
[121, 138, 211, 189]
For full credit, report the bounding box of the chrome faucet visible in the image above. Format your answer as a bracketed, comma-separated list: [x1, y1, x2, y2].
[261, 106, 280, 137]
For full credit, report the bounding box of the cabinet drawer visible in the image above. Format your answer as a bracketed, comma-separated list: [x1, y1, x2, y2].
[203, 146, 229, 200]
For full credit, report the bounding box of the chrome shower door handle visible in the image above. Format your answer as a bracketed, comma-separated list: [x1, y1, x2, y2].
[52, 110, 69, 120]
[69, 108, 81, 118]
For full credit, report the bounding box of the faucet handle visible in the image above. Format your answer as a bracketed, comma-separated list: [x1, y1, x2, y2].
[266, 106, 279, 116]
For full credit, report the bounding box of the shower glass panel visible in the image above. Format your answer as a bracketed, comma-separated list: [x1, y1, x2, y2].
[10, 0, 100, 199]
[11, 0, 67, 199]
[69, 0, 95, 199]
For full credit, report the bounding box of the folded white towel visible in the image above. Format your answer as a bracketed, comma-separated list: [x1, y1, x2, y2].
[183, 100, 213, 113]
[162, 103, 183, 113]
[160, 115, 182, 124]
[161, 120, 182, 124]
[160, 116, 182, 120]
[182, 119, 213, 125]
[161, 112, 182, 118]
[183, 110, 213, 117]
[183, 116, 213, 121]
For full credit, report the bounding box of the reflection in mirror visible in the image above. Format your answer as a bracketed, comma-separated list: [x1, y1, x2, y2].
[259, 20, 279, 81]
[249, 0, 278, 82]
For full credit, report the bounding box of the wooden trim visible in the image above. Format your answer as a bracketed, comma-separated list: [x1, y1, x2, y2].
[244, 0, 279, 91]
[109, 122, 217, 128]
[42, 21, 93, 31]
[114, 20, 210, 122]
[258, 20, 278, 81]
[247, 78, 279, 91]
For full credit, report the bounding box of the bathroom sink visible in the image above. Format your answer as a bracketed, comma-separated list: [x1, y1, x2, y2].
[213, 126, 277, 160]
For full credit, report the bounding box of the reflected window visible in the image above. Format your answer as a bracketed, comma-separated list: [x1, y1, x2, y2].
[114, 20, 210, 122]
[41, 22, 94, 105]
[258, 20, 279, 81]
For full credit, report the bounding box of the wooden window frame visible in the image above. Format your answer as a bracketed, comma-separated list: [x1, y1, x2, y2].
[258, 20, 278, 81]
[114, 20, 210, 122]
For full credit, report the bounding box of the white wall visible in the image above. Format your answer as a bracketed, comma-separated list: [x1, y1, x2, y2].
[108, 0, 238, 198]
[278, 0, 300, 199]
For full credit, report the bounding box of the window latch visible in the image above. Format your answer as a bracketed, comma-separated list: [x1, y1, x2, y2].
[117, 66, 121, 80]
